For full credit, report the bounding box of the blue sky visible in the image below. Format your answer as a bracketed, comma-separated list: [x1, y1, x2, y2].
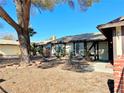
[0, 0, 124, 42]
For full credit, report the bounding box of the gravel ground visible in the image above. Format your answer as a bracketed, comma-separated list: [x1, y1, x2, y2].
[0, 63, 113, 93]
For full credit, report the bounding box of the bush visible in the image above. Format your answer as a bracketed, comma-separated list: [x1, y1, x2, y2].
[54, 45, 66, 59]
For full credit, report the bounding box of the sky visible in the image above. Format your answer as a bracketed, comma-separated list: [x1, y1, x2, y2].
[0, 0, 124, 42]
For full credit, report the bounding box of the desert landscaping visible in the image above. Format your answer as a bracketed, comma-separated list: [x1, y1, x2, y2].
[1, 0, 124, 92]
[0, 59, 113, 93]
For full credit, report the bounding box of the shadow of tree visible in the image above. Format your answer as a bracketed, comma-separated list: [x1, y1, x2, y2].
[0, 79, 5, 83]
[38, 59, 65, 69]
[62, 58, 94, 73]
[0, 86, 8, 93]
[62, 63, 94, 73]
[0, 79, 8, 93]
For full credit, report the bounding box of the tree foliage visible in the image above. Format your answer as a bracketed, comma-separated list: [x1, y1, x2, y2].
[30, 43, 37, 56]
[31, 0, 99, 11]
[54, 45, 66, 59]
[28, 27, 37, 37]
[31, 0, 59, 10]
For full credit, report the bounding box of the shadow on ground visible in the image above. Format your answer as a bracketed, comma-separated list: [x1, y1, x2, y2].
[0, 57, 94, 73]
[0, 79, 8, 93]
[31, 57, 94, 73]
[0, 79, 5, 83]
[38, 60, 64, 69]
[0, 86, 8, 93]
[62, 62, 94, 73]
[107, 79, 114, 93]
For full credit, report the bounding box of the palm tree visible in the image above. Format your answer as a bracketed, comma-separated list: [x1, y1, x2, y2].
[0, 0, 99, 63]
[29, 27, 37, 37]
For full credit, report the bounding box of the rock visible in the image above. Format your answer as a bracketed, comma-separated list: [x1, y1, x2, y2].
[39, 62, 54, 69]
[13, 65, 19, 68]
[35, 61, 42, 65]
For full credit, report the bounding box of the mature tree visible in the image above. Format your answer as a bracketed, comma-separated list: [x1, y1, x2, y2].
[0, 0, 99, 63]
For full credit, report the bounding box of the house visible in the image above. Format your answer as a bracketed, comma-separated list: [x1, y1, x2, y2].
[35, 36, 56, 56]
[0, 39, 21, 58]
[39, 32, 109, 61]
[97, 16, 124, 93]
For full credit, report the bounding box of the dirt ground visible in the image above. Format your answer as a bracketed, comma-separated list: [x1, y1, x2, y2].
[0, 63, 113, 93]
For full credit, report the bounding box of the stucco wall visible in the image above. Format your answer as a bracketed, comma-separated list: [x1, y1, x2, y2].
[98, 41, 109, 61]
[0, 45, 21, 56]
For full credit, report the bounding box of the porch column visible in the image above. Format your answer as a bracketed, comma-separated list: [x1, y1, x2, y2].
[113, 26, 124, 93]
[73, 42, 76, 56]
[96, 42, 99, 60]
[84, 41, 87, 58]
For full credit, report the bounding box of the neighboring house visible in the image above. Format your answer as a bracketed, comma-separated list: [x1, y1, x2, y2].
[0, 39, 21, 58]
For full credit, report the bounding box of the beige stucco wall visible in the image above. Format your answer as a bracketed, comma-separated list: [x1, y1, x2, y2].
[115, 26, 122, 58]
[0, 45, 21, 56]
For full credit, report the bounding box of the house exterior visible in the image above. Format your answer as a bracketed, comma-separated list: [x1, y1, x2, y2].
[36, 36, 56, 56]
[97, 16, 124, 93]
[46, 32, 109, 61]
[36, 33, 110, 62]
[0, 40, 21, 58]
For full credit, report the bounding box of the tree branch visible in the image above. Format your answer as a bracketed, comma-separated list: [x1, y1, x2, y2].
[23, 0, 31, 31]
[0, 6, 20, 31]
[15, 0, 24, 27]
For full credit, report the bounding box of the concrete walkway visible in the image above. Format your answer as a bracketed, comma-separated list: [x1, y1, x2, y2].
[93, 62, 113, 73]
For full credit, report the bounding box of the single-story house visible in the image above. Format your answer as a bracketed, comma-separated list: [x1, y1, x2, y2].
[0, 39, 21, 58]
[38, 32, 109, 61]
[51, 32, 109, 61]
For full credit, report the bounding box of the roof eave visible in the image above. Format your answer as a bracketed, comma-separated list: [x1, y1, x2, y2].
[97, 21, 124, 30]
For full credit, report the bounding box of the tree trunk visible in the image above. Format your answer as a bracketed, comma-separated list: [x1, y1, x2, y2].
[15, 0, 31, 63]
[17, 29, 30, 63]
[0, 1, 31, 63]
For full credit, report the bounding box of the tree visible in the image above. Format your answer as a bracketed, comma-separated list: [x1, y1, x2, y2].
[54, 45, 66, 59]
[29, 27, 37, 56]
[0, 0, 31, 63]
[28, 27, 37, 37]
[30, 43, 37, 56]
[0, 0, 99, 63]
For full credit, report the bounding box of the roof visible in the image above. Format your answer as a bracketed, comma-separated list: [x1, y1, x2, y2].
[36, 35, 57, 46]
[97, 16, 124, 29]
[0, 39, 19, 45]
[36, 40, 53, 45]
[51, 32, 106, 44]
